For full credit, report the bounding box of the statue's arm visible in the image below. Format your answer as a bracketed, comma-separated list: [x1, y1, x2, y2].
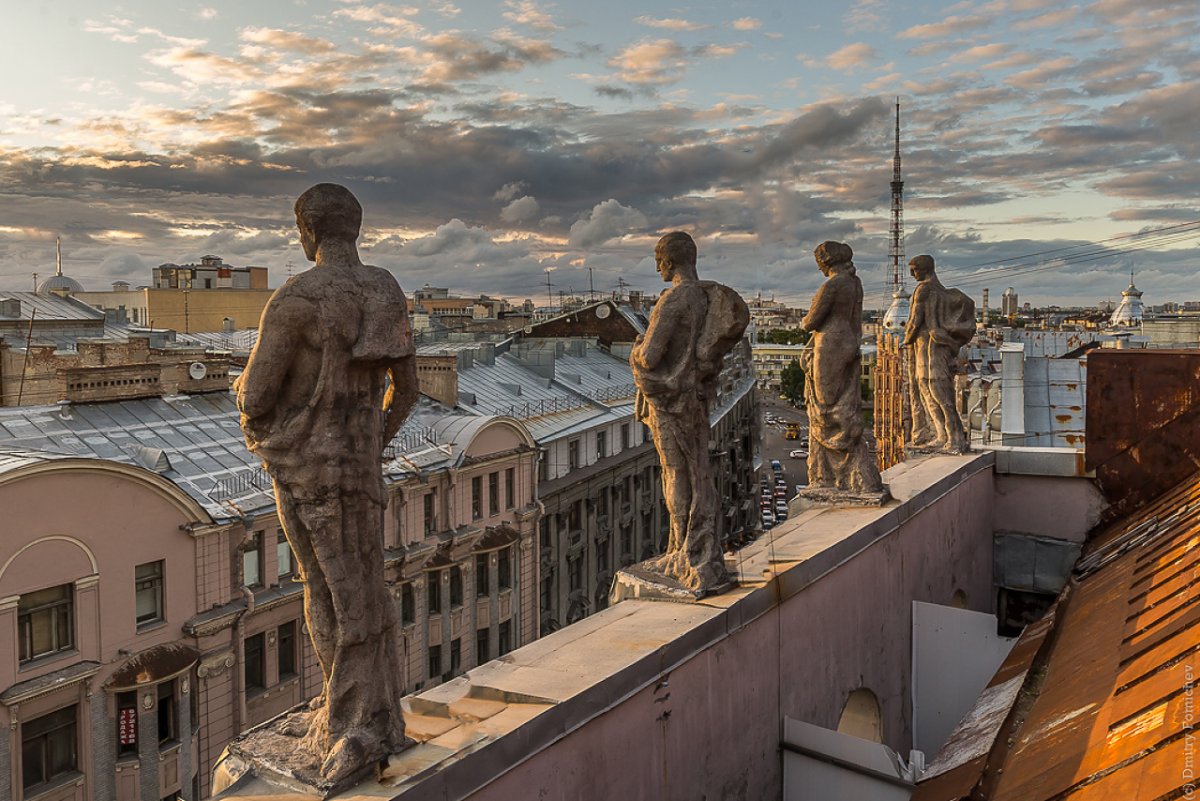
[236, 293, 306, 421]
[633, 302, 674, 371]
[383, 290, 419, 443]
[802, 283, 832, 332]
[903, 284, 926, 346]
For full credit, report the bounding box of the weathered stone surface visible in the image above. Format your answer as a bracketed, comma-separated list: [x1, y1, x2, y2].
[903, 255, 975, 454]
[625, 232, 749, 596]
[800, 241, 886, 499]
[234, 183, 418, 784]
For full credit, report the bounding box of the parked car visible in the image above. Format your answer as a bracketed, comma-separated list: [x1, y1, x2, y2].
[789, 449, 808, 459]
[770, 459, 783, 473]
[775, 502, 788, 519]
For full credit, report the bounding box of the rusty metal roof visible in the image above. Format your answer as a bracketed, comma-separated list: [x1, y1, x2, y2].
[915, 472, 1200, 801]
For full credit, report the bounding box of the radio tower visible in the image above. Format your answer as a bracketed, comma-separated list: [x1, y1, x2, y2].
[881, 98, 909, 335]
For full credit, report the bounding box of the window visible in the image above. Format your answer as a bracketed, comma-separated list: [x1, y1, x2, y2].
[18, 584, 73, 663]
[596, 431, 607, 460]
[498, 548, 512, 590]
[538, 451, 548, 481]
[450, 567, 463, 607]
[621, 524, 633, 556]
[423, 489, 437, 535]
[476, 555, 489, 596]
[471, 476, 482, 519]
[621, 423, 630, 449]
[401, 583, 415, 624]
[244, 633, 265, 693]
[541, 576, 553, 612]
[242, 532, 263, 588]
[116, 692, 137, 757]
[135, 561, 164, 627]
[278, 621, 297, 680]
[568, 500, 582, 532]
[428, 645, 442, 679]
[569, 557, 583, 591]
[428, 572, 442, 613]
[450, 638, 461, 674]
[21, 706, 77, 792]
[157, 680, 176, 745]
[598, 544, 609, 573]
[598, 487, 610, 519]
[568, 439, 580, 470]
[276, 532, 294, 581]
[498, 621, 511, 656]
[476, 628, 490, 663]
[505, 467, 515, 509]
[539, 517, 551, 549]
[488, 472, 500, 516]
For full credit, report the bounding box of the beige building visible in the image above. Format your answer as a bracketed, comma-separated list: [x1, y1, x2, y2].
[0, 389, 540, 801]
[72, 288, 274, 334]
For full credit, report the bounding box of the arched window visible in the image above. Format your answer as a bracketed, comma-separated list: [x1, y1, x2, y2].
[951, 589, 969, 608]
[836, 688, 883, 743]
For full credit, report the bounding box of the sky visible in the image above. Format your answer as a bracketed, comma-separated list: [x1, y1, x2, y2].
[0, 0, 1197, 309]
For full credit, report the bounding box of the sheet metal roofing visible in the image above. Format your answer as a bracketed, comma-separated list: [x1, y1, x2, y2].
[914, 472, 1200, 801]
[0, 292, 106, 323]
[0, 392, 470, 522]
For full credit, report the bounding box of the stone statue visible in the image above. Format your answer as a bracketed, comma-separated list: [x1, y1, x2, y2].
[235, 184, 416, 784]
[798, 241, 886, 500]
[628, 232, 748, 596]
[903, 254, 975, 453]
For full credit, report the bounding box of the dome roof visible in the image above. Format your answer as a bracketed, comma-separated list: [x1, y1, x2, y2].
[38, 274, 84, 293]
[881, 288, 911, 334]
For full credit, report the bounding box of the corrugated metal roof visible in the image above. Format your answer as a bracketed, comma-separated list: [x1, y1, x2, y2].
[914, 472, 1200, 801]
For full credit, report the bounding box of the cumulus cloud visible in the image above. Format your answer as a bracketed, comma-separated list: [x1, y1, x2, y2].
[503, 0, 561, 32]
[731, 17, 762, 31]
[826, 42, 876, 70]
[608, 39, 689, 86]
[500, 195, 540, 223]
[568, 200, 648, 248]
[634, 16, 706, 32]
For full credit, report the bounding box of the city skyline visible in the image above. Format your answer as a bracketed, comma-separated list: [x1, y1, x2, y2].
[0, 0, 1197, 308]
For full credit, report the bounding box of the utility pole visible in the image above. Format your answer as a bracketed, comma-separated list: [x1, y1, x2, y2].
[544, 268, 555, 311]
[588, 267, 596, 302]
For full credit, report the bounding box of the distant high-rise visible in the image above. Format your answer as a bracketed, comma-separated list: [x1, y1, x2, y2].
[1002, 287, 1019, 318]
[881, 99, 910, 335]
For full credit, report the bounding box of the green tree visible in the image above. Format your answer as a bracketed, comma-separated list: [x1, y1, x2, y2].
[759, 327, 811, 345]
[780, 359, 805, 405]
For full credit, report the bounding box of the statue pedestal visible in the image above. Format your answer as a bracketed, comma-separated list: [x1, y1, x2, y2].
[610, 562, 736, 605]
[906, 445, 970, 458]
[212, 705, 412, 799]
[792, 486, 890, 510]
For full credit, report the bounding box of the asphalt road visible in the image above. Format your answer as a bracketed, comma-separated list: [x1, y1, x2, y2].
[757, 395, 808, 527]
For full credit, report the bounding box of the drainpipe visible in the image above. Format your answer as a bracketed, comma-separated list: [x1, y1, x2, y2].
[999, 343, 1025, 446]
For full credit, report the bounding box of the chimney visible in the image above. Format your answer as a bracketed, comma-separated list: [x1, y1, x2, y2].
[416, 354, 458, 406]
[0, 298, 21, 318]
[223, 317, 235, 333]
[981, 289, 989, 327]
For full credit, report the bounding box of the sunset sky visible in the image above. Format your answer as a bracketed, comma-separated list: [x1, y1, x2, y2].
[1, 0, 1196, 308]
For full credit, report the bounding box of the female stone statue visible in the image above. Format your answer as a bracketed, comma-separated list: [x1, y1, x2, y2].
[800, 241, 885, 497]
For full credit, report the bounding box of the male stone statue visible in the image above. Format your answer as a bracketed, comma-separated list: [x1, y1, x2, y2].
[235, 183, 416, 784]
[629, 232, 748, 595]
[799, 241, 886, 499]
[903, 254, 975, 453]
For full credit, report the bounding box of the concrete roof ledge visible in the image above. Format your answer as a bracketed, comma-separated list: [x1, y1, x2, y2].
[982, 444, 1091, 477]
[213, 451, 994, 800]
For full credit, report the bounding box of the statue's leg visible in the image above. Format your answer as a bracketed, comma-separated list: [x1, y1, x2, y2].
[312, 489, 407, 780]
[274, 482, 337, 691]
[931, 354, 965, 452]
[682, 408, 725, 588]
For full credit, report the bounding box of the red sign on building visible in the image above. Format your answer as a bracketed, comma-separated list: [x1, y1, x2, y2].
[119, 707, 137, 746]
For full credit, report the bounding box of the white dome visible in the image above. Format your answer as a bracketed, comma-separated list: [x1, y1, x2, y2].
[881, 288, 910, 334]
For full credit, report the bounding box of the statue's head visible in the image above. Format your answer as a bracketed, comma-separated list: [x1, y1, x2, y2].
[814, 241, 854, 276]
[654, 231, 698, 283]
[908, 254, 936, 281]
[295, 183, 363, 261]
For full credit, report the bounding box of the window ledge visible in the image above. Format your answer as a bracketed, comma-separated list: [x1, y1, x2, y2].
[18, 648, 78, 674]
[136, 619, 168, 634]
[23, 770, 84, 801]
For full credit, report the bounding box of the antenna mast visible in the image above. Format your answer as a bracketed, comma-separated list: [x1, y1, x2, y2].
[889, 98, 905, 297]
[544, 268, 555, 310]
[56, 237, 63, 277]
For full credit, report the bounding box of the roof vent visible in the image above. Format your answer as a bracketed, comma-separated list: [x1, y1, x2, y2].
[0, 298, 20, 318]
[131, 445, 171, 473]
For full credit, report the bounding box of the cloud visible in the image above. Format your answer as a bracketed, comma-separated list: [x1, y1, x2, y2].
[494, 181, 528, 201]
[333, 4, 425, 37]
[634, 16, 706, 32]
[608, 39, 689, 85]
[503, 0, 561, 32]
[500, 195, 540, 223]
[568, 200, 648, 248]
[731, 17, 761, 31]
[240, 27, 337, 55]
[1013, 6, 1080, 30]
[845, 0, 886, 32]
[826, 42, 876, 70]
[899, 14, 990, 39]
[197, 8, 218, 21]
[948, 43, 1012, 64]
